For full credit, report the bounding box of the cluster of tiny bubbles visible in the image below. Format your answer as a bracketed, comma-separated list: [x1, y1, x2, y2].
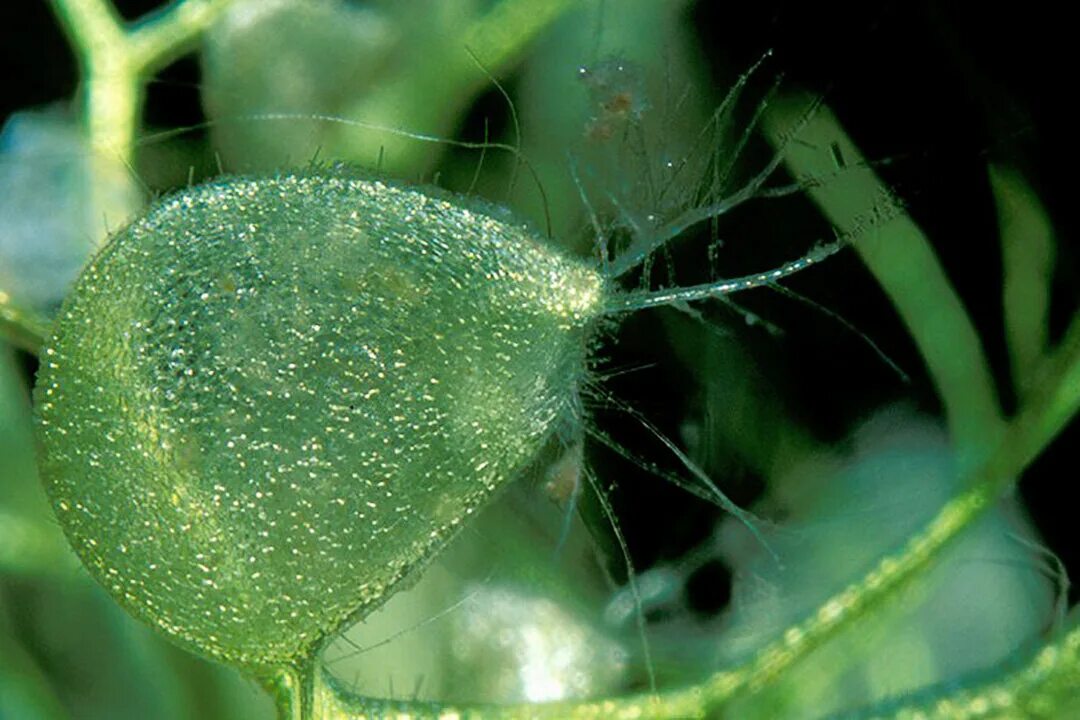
[33, 164, 606, 670]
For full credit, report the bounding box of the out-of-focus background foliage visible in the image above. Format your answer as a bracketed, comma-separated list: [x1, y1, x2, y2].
[1, 1, 1077, 718]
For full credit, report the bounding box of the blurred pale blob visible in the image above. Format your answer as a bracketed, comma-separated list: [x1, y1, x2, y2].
[0, 107, 140, 312]
[201, 0, 397, 171]
[322, 484, 633, 705]
[448, 584, 628, 703]
[325, 575, 629, 705]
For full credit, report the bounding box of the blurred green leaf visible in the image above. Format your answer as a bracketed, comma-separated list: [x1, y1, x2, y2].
[990, 163, 1056, 397]
[0, 346, 73, 577]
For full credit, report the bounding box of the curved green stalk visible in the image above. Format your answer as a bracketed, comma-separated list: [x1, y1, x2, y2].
[49, 0, 236, 164]
[312, 663, 705, 720]
[991, 164, 1056, 397]
[48, 0, 235, 243]
[761, 96, 1005, 467]
[260, 663, 315, 720]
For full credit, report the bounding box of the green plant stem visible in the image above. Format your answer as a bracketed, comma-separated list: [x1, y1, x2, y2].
[312, 664, 706, 720]
[761, 96, 1005, 466]
[1012, 313, 1080, 469]
[49, 0, 234, 241]
[127, 0, 237, 70]
[50, 0, 235, 163]
[51, 0, 134, 163]
[990, 164, 1056, 397]
[260, 662, 316, 720]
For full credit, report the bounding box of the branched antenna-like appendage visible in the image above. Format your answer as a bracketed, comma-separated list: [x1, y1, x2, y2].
[606, 239, 844, 314]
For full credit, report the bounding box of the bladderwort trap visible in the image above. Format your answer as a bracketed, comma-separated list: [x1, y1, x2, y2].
[2, 2, 1077, 719]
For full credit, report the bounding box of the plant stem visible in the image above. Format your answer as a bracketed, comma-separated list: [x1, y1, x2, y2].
[991, 163, 1056, 397]
[49, 0, 234, 235]
[260, 662, 316, 720]
[761, 96, 1006, 467]
[312, 663, 706, 719]
[128, 0, 237, 71]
